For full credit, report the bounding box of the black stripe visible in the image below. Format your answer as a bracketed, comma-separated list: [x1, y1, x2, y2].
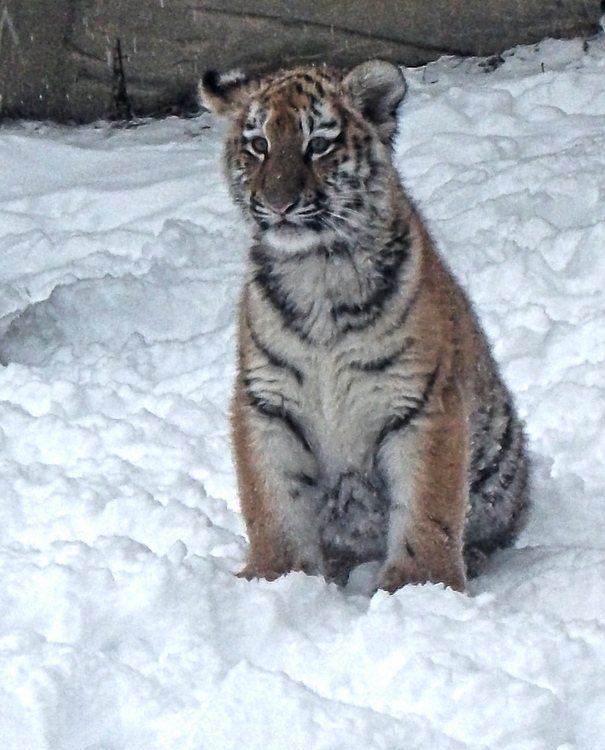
[244, 386, 312, 453]
[201, 69, 245, 99]
[497, 447, 527, 494]
[251, 222, 410, 339]
[291, 472, 317, 487]
[350, 337, 414, 373]
[247, 317, 304, 384]
[332, 229, 411, 334]
[473, 431, 527, 499]
[375, 365, 440, 450]
[289, 471, 317, 500]
[318, 118, 338, 130]
[393, 287, 421, 331]
[470, 402, 518, 495]
[310, 100, 324, 119]
[250, 249, 309, 335]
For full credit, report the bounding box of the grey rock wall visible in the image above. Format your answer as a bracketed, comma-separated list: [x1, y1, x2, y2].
[0, 0, 73, 120]
[0, 0, 602, 122]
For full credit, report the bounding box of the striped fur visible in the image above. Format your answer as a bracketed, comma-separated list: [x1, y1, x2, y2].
[200, 61, 529, 592]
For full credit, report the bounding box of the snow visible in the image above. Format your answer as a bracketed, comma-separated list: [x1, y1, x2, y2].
[1, 35, 605, 749]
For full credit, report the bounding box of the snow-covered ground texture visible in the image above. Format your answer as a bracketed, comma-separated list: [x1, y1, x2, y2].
[1, 35, 604, 750]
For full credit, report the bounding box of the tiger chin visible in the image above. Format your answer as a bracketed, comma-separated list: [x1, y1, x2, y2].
[200, 60, 529, 594]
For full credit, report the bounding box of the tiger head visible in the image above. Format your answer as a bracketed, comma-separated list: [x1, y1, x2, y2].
[200, 61, 407, 253]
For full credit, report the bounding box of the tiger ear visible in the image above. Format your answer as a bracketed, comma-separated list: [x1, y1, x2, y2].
[344, 60, 407, 144]
[199, 69, 259, 115]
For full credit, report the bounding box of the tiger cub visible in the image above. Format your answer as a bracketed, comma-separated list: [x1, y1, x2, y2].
[200, 60, 529, 592]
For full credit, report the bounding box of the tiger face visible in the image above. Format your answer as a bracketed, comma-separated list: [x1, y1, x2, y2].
[201, 62, 407, 253]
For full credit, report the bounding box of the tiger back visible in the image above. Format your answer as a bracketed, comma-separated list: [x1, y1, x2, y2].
[200, 60, 529, 592]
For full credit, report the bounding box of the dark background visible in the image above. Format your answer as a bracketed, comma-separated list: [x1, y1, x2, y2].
[1, 0, 601, 122]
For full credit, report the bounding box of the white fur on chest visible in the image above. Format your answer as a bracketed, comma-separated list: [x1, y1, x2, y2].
[244, 287, 427, 480]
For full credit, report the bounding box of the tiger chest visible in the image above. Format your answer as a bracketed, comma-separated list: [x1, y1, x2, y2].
[244, 336, 415, 473]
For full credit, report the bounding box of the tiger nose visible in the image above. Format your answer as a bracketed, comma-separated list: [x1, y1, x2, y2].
[267, 199, 295, 215]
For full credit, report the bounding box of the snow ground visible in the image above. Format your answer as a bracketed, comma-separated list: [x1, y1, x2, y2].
[0, 36, 604, 749]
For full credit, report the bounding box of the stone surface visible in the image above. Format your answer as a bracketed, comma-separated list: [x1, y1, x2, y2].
[0, 0, 73, 120]
[1, 0, 602, 122]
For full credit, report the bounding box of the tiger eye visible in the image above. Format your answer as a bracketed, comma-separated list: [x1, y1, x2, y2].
[307, 136, 332, 156]
[249, 136, 269, 156]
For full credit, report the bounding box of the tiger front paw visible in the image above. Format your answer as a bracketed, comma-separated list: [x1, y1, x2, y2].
[377, 558, 467, 594]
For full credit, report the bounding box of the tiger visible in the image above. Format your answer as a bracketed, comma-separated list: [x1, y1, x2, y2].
[200, 60, 529, 593]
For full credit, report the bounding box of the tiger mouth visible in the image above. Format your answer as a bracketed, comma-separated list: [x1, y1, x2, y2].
[255, 211, 325, 233]
[250, 196, 325, 229]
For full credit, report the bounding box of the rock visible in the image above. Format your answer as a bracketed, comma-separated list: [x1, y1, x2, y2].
[1, 0, 601, 122]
